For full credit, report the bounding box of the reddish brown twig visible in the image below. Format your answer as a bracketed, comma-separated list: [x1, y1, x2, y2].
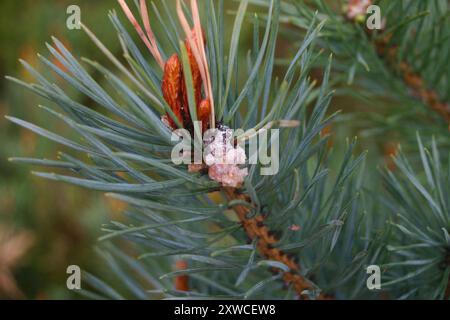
[342, 1, 450, 125]
[174, 260, 190, 292]
[223, 187, 329, 300]
[374, 34, 450, 126]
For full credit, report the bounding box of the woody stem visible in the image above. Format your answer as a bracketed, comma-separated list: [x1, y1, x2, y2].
[374, 35, 450, 125]
[223, 187, 324, 300]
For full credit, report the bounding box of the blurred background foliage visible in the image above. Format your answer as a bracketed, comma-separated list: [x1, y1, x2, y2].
[0, 0, 128, 299]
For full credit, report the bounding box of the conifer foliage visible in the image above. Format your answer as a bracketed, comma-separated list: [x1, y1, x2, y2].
[6, 0, 450, 299]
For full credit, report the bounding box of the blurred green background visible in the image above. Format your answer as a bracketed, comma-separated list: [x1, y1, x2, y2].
[0, 0, 129, 299]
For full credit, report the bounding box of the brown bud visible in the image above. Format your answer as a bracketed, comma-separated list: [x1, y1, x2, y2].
[161, 54, 184, 129]
[198, 99, 211, 132]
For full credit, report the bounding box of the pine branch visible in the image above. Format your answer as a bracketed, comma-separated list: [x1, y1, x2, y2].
[372, 31, 450, 125]
[265, 0, 450, 134]
[382, 134, 450, 299]
[6, 0, 369, 300]
[342, 1, 450, 125]
[224, 187, 317, 299]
